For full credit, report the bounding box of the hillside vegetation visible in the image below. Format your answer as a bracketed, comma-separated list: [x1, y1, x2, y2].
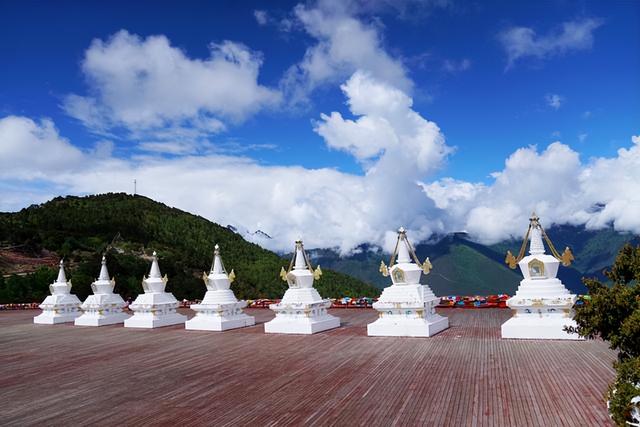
[0, 193, 379, 303]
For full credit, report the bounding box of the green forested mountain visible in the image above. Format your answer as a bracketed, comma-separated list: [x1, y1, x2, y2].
[0, 193, 379, 303]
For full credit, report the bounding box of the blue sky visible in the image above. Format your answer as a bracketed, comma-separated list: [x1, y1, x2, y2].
[0, 0, 639, 251]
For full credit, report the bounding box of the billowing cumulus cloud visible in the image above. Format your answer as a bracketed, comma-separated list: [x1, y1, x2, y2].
[64, 30, 280, 153]
[0, 116, 86, 180]
[1, 72, 451, 253]
[2, 115, 639, 253]
[315, 71, 451, 172]
[281, 0, 412, 106]
[423, 136, 640, 243]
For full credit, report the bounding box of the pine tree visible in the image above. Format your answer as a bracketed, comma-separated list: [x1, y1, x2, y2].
[570, 243, 640, 425]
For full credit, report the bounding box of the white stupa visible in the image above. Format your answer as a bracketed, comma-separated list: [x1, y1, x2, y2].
[75, 256, 130, 326]
[501, 213, 581, 340]
[124, 251, 187, 328]
[368, 227, 448, 337]
[264, 239, 340, 334]
[185, 244, 255, 331]
[34, 259, 82, 324]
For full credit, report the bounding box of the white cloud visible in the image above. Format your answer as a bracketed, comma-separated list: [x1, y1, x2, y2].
[281, 0, 412, 106]
[64, 30, 280, 153]
[1, 72, 451, 253]
[315, 71, 451, 172]
[423, 135, 640, 243]
[442, 58, 471, 73]
[578, 132, 588, 143]
[3, 111, 640, 253]
[254, 10, 269, 26]
[0, 116, 86, 180]
[545, 93, 564, 110]
[498, 18, 603, 69]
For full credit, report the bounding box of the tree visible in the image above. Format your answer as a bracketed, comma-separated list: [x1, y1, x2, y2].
[570, 243, 640, 425]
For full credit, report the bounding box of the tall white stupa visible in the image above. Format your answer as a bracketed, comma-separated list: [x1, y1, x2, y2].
[368, 227, 448, 337]
[264, 239, 340, 334]
[34, 259, 82, 324]
[124, 251, 187, 328]
[501, 213, 581, 340]
[185, 244, 255, 331]
[75, 256, 130, 326]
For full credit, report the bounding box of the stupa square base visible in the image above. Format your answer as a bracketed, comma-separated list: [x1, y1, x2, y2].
[501, 315, 582, 340]
[124, 312, 187, 329]
[264, 315, 340, 335]
[74, 312, 130, 326]
[34, 311, 81, 324]
[185, 313, 255, 331]
[367, 314, 448, 337]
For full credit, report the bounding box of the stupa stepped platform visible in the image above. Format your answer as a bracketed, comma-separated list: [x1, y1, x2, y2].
[368, 227, 448, 337]
[75, 256, 130, 326]
[264, 239, 340, 334]
[0, 308, 616, 426]
[501, 213, 581, 340]
[185, 244, 255, 331]
[33, 259, 81, 325]
[124, 251, 187, 329]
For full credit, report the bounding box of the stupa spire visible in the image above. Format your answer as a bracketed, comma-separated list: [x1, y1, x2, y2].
[148, 251, 161, 278]
[294, 239, 307, 270]
[56, 259, 67, 283]
[528, 212, 546, 255]
[211, 244, 225, 274]
[396, 228, 412, 264]
[98, 255, 110, 281]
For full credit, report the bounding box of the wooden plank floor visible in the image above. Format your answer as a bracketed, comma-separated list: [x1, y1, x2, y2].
[0, 308, 616, 426]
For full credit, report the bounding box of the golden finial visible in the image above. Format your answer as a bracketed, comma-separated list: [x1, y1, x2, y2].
[530, 211, 539, 222]
[422, 257, 433, 275]
[379, 261, 389, 277]
[313, 265, 322, 280]
[228, 269, 236, 283]
[280, 266, 288, 282]
[560, 247, 574, 267]
[505, 250, 517, 269]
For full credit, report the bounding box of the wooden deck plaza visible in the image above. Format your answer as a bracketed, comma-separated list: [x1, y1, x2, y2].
[0, 308, 616, 426]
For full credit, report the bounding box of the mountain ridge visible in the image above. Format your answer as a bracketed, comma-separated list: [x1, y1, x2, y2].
[309, 225, 639, 296]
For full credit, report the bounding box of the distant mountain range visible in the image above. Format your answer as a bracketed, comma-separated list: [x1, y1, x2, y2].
[309, 226, 638, 296]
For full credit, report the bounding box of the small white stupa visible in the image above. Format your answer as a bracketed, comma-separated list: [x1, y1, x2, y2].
[501, 213, 581, 340]
[34, 259, 82, 324]
[75, 256, 130, 326]
[185, 244, 255, 331]
[368, 227, 448, 337]
[264, 239, 340, 334]
[124, 251, 187, 328]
